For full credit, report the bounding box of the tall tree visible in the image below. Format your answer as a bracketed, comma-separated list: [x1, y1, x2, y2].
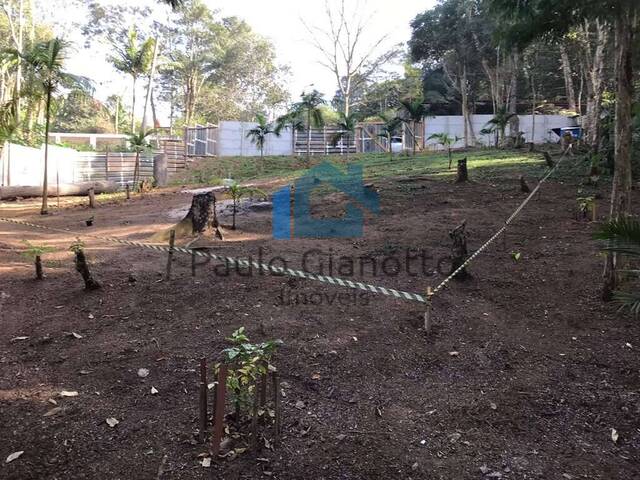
[487, 0, 638, 297]
[109, 28, 155, 132]
[305, 0, 400, 116]
[18, 38, 89, 214]
[399, 98, 429, 156]
[290, 90, 325, 165]
[410, 0, 481, 147]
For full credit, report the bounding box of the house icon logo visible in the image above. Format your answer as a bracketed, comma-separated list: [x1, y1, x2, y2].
[272, 161, 380, 239]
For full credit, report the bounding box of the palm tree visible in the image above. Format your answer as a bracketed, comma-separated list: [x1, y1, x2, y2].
[595, 217, 640, 313]
[291, 90, 325, 166]
[19, 38, 89, 215]
[331, 112, 358, 161]
[128, 129, 155, 188]
[246, 113, 279, 166]
[399, 98, 430, 156]
[377, 113, 402, 161]
[481, 107, 517, 147]
[109, 29, 155, 132]
[160, 0, 184, 8]
[275, 111, 305, 154]
[428, 133, 462, 169]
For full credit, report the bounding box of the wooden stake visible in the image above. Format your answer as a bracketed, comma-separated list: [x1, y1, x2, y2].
[272, 372, 281, 447]
[251, 378, 260, 451]
[199, 358, 208, 443]
[424, 287, 433, 333]
[191, 251, 196, 277]
[125, 183, 131, 200]
[211, 365, 227, 458]
[165, 230, 175, 280]
[88, 188, 95, 209]
[591, 200, 597, 222]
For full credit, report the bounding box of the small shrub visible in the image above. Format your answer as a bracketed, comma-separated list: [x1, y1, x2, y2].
[219, 327, 282, 420]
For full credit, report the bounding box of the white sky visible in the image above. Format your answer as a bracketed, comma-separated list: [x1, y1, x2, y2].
[46, 0, 436, 123]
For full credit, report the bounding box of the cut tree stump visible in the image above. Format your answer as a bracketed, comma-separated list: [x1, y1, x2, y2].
[152, 192, 223, 243]
[74, 249, 101, 290]
[455, 158, 468, 183]
[543, 151, 554, 168]
[520, 175, 531, 193]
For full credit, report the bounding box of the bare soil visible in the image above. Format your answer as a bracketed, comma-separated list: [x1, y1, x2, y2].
[1, 161, 639, 480]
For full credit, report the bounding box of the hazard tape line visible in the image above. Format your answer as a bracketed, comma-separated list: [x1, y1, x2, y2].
[0, 217, 427, 304]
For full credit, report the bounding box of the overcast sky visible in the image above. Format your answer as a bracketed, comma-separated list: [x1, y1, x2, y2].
[50, 0, 437, 123]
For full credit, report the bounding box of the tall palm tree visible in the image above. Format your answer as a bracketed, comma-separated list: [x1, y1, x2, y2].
[275, 111, 305, 152]
[377, 113, 402, 161]
[246, 113, 279, 165]
[399, 98, 430, 156]
[19, 38, 89, 215]
[109, 29, 155, 132]
[128, 129, 155, 188]
[595, 217, 640, 313]
[481, 107, 517, 147]
[428, 133, 462, 169]
[291, 90, 325, 166]
[331, 112, 359, 161]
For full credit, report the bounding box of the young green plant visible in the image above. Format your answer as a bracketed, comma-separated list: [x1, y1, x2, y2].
[219, 327, 283, 421]
[21, 241, 56, 280]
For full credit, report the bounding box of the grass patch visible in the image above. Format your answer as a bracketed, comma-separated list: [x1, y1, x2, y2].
[172, 148, 585, 189]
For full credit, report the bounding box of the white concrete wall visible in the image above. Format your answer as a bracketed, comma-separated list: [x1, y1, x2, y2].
[424, 114, 578, 150]
[217, 120, 293, 157]
[0, 143, 77, 187]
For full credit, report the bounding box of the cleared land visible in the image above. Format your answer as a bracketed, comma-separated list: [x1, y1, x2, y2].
[1, 149, 638, 480]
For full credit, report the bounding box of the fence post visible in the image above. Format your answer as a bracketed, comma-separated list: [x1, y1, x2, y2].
[88, 188, 95, 209]
[199, 358, 208, 443]
[165, 230, 175, 280]
[211, 364, 228, 458]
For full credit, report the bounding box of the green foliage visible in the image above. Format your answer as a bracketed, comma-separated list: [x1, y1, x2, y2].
[21, 241, 55, 260]
[68, 239, 86, 254]
[331, 112, 359, 149]
[481, 107, 517, 147]
[109, 28, 155, 81]
[127, 129, 155, 152]
[220, 327, 283, 414]
[595, 217, 640, 314]
[246, 113, 278, 158]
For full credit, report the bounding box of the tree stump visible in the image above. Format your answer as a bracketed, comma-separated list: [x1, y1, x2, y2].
[520, 175, 531, 193]
[152, 192, 223, 243]
[74, 249, 101, 290]
[449, 220, 469, 278]
[543, 151, 554, 168]
[455, 157, 468, 183]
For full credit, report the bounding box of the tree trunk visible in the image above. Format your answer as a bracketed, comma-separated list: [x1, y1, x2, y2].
[456, 157, 468, 183]
[74, 249, 101, 290]
[603, 10, 634, 299]
[508, 48, 520, 139]
[583, 21, 608, 150]
[306, 110, 312, 166]
[130, 76, 137, 133]
[133, 151, 140, 187]
[41, 87, 52, 215]
[141, 37, 159, 133]
[460, 65, 470, 147]
[559, 43, 577, 111]
[35, 255, 42, 280]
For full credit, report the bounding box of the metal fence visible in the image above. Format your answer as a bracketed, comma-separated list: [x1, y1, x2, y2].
[184, 124, 217, 157]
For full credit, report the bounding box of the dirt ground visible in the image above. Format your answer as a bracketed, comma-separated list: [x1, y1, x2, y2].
[0, 157, 639, 480]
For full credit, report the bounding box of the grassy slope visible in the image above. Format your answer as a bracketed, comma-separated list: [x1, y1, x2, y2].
[172, 149, 567, 190]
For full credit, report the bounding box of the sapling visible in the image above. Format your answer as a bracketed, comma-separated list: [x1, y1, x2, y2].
[219, 327, 282, 422]
[227, 184, 266, 230]
[69, 240, 101, 290]
[21, 241, 56, 280]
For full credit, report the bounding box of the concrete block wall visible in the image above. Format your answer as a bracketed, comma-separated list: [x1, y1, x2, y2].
[217, 120, 294, 157]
